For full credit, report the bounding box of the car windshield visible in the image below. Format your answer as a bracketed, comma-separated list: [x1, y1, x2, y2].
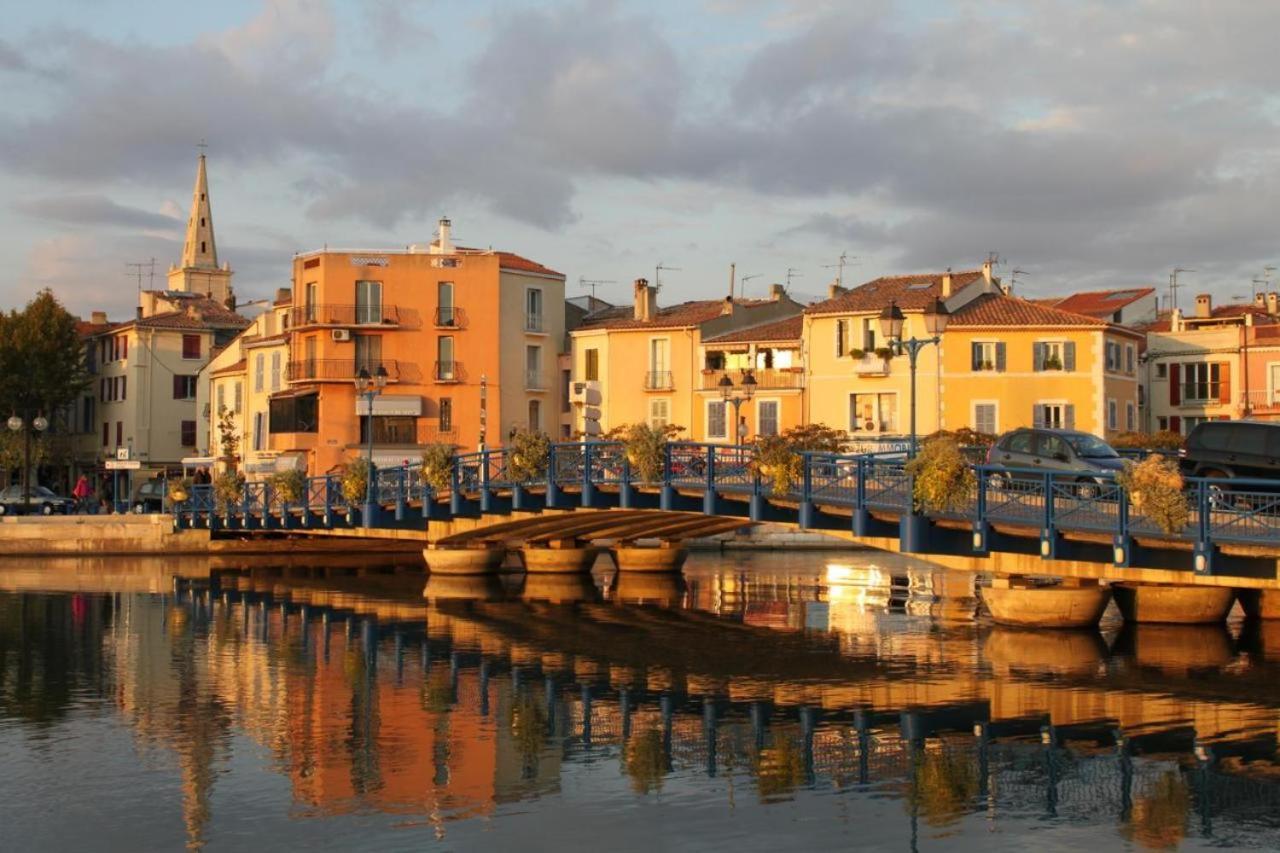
[32, 487, 56, 498]
[1066, 434, 1118, 458]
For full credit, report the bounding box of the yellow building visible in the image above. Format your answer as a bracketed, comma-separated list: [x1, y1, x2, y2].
[570, 279, 804, 440]
[802, 266, 997, 438]
[943, 293, 1143, 437]
[698, 316, 805, 440]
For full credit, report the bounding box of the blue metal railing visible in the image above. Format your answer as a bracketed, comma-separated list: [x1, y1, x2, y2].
[169, 441, 1280, 570]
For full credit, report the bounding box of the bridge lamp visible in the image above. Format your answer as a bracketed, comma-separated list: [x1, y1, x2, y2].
[355, 364, 389, 527]
[718, 371, 757, 445]
[877, 297, 950, 458]
[7, 412, 48, 511]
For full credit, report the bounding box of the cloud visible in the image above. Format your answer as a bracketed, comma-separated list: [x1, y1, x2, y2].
[14, 195, 180, 230]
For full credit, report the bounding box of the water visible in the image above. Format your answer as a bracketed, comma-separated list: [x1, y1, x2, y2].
[3, 552, 1280, 851]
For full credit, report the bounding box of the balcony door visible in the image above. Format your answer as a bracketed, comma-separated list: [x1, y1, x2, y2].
[438, 281, 455, 326]
[355, 280, 382, 325]
[354, 334, 382, 375]
[437, 336, 455, 380]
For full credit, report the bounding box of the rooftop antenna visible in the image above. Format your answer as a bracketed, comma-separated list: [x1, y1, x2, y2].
[1253, 278, 1268, 302]
[1169, 267, 1194, 312]
[785, 267, 803, 290]
[125, 260, 153, 295]
[739, 273, 762, 297]
[655, 261, 681, 293]
[1010, 269, 1029, 293]
[822, 251, 856, 289]
[578, 276, 615, 303]
[986, 251, 1001, 267]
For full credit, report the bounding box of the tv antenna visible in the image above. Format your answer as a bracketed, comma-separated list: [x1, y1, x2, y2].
[655, 261, 681, 292]
[1253, 278, 1268, 302]
[739, 273, 761, 298]
[822, 252, 856, 289]
[1009, 269, 1029, 292]
[125, 258, 156, 294]
[1169, 267, 1194, 312]
[986, 251, 1002, 267]
[578, 276, 615, 303]
[785, 267, 803, 289]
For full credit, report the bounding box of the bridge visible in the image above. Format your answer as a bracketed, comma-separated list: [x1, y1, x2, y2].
[171, 441, 1280, 577]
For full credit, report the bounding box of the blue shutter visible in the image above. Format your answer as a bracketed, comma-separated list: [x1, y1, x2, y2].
[995, 342, 1007, 372]
[1033, 342, 1045, 372]
[1032, 405, 1045, 428]
[971, 342, 981, 371]
[1064, 341, 1076, 372]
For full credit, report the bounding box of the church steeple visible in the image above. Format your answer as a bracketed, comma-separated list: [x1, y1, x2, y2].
[168, 150, 234, 306]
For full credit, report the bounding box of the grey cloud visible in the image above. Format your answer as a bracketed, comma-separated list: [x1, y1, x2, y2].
[14, 194, 180, 230]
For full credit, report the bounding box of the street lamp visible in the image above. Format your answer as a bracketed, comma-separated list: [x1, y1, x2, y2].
[7, 413, 48, 512]
[718, 371, 757, 444]
[355, 364, 389, 525]
[879, 297, 950, 456]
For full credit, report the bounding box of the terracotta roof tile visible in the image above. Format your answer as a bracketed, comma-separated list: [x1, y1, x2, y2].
[704, 315, 802, 344]
[210, 359, 247, 377]
[578, 299, 758, 331]
[1049, 287, 1155, 318]
[495, 251, 563, 278]
[950, 293, 1111, 327]
[805, 269, 987, 315]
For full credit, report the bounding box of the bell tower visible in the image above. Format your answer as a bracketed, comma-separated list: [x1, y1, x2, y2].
[167, 149, 234, 305]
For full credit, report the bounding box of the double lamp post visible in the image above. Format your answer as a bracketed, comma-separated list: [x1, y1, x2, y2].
[7, 412, 48, 510]
[878, 296, 950, 456]
[355, 365, 388, 525]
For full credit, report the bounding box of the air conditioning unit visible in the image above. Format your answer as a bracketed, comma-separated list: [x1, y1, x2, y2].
[331, 329, 351, 342]
[570, 380, 600, 405]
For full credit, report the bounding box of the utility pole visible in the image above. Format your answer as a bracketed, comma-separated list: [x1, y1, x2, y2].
[822, 252, 855, 289]
[739, 273, 761, 298]
[729, 262, 735, 300]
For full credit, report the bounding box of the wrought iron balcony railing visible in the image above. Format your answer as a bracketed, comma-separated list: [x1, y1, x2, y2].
[286, 359, 404, 382]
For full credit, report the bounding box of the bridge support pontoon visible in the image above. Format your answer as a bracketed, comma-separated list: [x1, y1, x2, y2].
[1111, 583, 1235, 624]
[981, 577, 1111, 629]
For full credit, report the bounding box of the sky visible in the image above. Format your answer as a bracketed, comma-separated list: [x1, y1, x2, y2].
[2, 0, 1279, 318]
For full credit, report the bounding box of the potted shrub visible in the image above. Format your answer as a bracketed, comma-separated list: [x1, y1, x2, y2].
[874, 346, 895, 361]
[420, 443, 456, 492]
[621, 422, 683, 484]
[904, 436, 975, 514]
[269, 469, 306, 505]
[1117, 455, 1188, 535]
[1043, 355, 1063, 370]
[212, 470, 245, 517]
[849, 348, 866, 359]
[507, 429, 550, 483]
[340, 458, 371, 509]
[167, 478, 191, 504]
[750, 423, 844, 494]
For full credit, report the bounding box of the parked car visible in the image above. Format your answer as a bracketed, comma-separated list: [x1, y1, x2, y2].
[985, 428, 1125, 496]
[1181, 421, 1280, 507]
[132, 479, 167, 513]
[0, 485, 75, 515]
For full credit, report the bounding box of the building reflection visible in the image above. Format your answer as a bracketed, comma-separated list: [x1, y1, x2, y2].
[5, 553, 1280, 849]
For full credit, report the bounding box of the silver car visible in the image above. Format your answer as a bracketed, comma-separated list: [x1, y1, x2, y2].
[985, 429, 1126, 496]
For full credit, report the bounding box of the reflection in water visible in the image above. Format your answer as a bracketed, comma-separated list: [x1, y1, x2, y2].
[3, 553, 1280, 850]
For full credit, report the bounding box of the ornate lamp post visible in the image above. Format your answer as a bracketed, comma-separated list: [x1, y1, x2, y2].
[355, 365, 388, 524]
[7, 413, 48, 512]
[879, 297, 950, 456]
[717, 371, 757, 444]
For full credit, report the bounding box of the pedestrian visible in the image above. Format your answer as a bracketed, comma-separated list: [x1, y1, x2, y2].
[72, 474, 91, 514]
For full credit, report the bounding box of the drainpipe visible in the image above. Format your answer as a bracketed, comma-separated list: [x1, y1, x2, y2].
[1242, 321, 1251, 417]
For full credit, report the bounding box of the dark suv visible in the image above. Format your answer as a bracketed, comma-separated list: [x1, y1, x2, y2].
[985, 428, 1125, 494]
[1181, 421, 1280, 481]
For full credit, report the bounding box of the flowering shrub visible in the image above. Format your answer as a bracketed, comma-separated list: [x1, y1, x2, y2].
[212, 470, 245, 512]
[166, 479, 191, 504]
[1110, 430, 1184, 451]
[905, 436, 975, 514]
[750, 423, 844, 495]
[1117, 454, 1189, 535]
[268, 469, 306, 504]
[607, 422, 684, 484]
[420, 443, 455, 492]
[340, 458, 371, 504]
[507, 429, 550, 483]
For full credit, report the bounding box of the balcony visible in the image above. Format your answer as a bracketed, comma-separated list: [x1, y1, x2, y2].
[286, 359, 405, 383]
[645, 370, 674, 391]
[852, 355, 891, 376]
[289, 304, 420, 329]
[526, 370, 547, 391]
[525, 312, 544, 333]
[434, 361, 465, 383]
[699, 368, 805, 390]
[433, 306, 467, 329]
[1244, 389, 1280, 413]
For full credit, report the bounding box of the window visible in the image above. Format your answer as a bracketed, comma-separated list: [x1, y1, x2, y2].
[649, 398, 670, 429]
[217, 384, 226, 414]
[974, 403, 997, 435]
[119, 377, 126, 401]
[436, 336, 455, 380]
[528, 399, 542, 432]
[834, 319, 848, 357]
[647, 338, 669, 388]
[1033, 403, 1074, 430]
[181, 421, 196, 447]
[251, 412, 265, 452]
[120, 335, 127, 360]
[1183, 363, 1222, 401]
[99, 378, 107, 402]
[1157, 416, 1169, 432]
[1125, 345, 1136, 374]
[354, 334, 382, 374]
[758, 400, 779, 437]
[1105, 341, 1120, 372]
[182, 334, 201, 359]
[526, 345, 542, 388]
[269, 393, 318, 433]
[233, 381, 242, 413]
[526, 288, 544, 332]
[1182, 416, 1209, 435]
[305, 282, 317, 323]
[1126, 401, 1137, 431]
[585, 348, 600, 381]
[173, 375, 197, 400]
[355, 280, 382, 324]
[254, 354, 265, 392]
[360, 415, 416, 444]
[561, 369, 572, 413]
[1033, 341, 1074, 371]
[437, 281, 455, 325]
[706, 400, 727, 439]
[1156, 362, 1168, 379]
[970, 342, 1005, 372]
[1006, 431, 1033, 453]
[1107, 398, 1118, 430]
[304, 336, 317, 377]
[115, 421, 123, 446]
[102, 421, 109, 448]
[849, 392, 898, 432]
[860, 318, 876, 352]
[270, 352, 281, 391]
[439, 398, 453, 433]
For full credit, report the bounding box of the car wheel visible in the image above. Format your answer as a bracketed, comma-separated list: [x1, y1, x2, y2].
[1201, 470, 1232, 510]
[988, 471, 1011, 491]
[133, 504, 144, 514]
[1075, 478, 1100, 501]
[41, 503, 53, 516]
[0, 504, 7, 516]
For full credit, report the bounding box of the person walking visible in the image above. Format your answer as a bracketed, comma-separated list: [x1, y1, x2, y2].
[72, 474, 91, 514]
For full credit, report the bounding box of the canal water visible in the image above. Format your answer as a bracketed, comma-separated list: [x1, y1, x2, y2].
[2, 552, 1280, 851]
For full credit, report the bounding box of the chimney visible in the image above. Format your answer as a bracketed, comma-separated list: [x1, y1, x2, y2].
[275, 287, 291, 304]
[1171, 307, 1184, 332]
[433, 217, 454, 254]
[90, 310, 107, 325]
[941, 268, 953, 299]
[827, 283, 842, 299]
[982, 259, 993, 285]
[1255, 292, 1267, 308]
[633, 278, 654, 322]
[1195, 293, 1212, 319]
[1269, 292, 1279, 316]
[769, 283, 785, 301]
[721, 296, 734, 316]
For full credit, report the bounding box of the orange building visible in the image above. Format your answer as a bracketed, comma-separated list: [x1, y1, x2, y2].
[270, 219, 565, 475]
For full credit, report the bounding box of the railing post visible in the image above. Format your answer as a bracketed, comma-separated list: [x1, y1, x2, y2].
[546, 445, 562, 509]
[749, 454, 765, 522]
[582, 442, 596, 508]
[395, 467, 406, 521]
[262, 483, 275, 530]
[972, 465, 990, 555]
[660, 443, 675, 510]
[323, 476, 335, 528]
[702, 445, 718, 515]
[1113, 476, 1131, 567]
[852, 457, 870, 537]
[899, 470, 929, 552]
[479, 450, 493, 514]
[1039, 471, 1061, 559]
[798, 452, 815, 529]
[620, 449, 635, 509]
[1193, 477, 1215, 575]
[449, 457, 464, 517]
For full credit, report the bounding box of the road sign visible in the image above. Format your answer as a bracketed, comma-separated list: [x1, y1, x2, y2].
[105, 460, 141, 470]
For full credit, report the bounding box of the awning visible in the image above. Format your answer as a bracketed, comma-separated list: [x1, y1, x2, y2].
[356, 395, 423, 417]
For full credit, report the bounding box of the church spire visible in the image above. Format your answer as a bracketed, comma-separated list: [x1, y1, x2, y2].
[168, 149, 234, 306]
[182, 153, 218, 269]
